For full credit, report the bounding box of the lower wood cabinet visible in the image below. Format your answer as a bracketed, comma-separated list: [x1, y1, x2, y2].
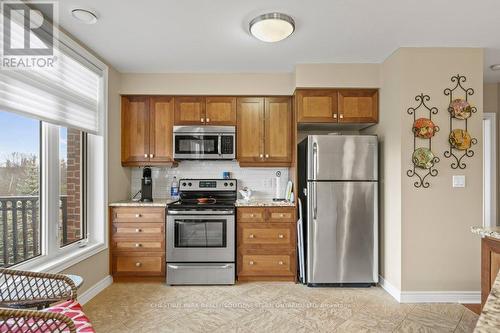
[481, 237, 500, 307]
[110, 206, 166, 278]
[237, 207, 296, 281]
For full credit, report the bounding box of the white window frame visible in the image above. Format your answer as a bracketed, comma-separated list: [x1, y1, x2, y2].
[13, 30, 108, 273]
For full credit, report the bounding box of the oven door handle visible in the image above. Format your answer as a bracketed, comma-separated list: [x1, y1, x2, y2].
[167, 264, 232, 270]
[218, 135, 222, 156]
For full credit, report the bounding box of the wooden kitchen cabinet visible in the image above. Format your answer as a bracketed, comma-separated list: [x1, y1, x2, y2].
[205, 96, 237, 125]
[237, 207, 297, 281]
[121, 96, 175, 166]
[110, 206, 166, 278]
[174, 96, 206, 125]
[481, 237, 500, 307]
[295, 89, 338, 123]
[121, 96, 150, 165]
[338, 89, 378, 123]
[237, 97, 292, 167]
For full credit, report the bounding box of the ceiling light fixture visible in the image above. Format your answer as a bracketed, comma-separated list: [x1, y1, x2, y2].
[490, 64, 500, 71]
[249, 12, 295, 43]
[71, 8, 98, 24]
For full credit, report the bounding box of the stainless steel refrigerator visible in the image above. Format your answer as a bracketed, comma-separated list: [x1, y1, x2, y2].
[298, 135, 378, 286]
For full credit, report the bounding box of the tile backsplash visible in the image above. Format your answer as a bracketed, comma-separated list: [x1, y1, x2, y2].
[130, 161, 289, 200]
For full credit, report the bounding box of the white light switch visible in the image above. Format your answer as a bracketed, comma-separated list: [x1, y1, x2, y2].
[452, 175, 466, 188]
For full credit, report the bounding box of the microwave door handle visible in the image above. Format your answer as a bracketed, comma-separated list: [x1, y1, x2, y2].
[218, 135, 222, 156]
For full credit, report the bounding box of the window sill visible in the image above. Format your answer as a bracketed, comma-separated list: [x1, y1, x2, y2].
[13, 242, 108, 273]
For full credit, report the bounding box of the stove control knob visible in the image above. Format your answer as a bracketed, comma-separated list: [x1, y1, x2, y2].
[224, 182, 228, 186]
[188, 182, 192, 186]
[182, 182, 187, 187]
[229, 182, 234, 187]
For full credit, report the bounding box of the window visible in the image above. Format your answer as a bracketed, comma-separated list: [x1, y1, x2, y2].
[0, 112, 41, 267]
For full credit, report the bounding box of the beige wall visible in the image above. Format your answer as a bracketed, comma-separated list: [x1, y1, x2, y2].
[62, 66, 128, 294]
[295, 63, 380, 88]
[398, 48, 482, 291]
[120, 73, 294, 95]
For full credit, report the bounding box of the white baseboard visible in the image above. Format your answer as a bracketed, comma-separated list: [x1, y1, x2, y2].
[378, 275, 480, 304]
[78, 275, 113, 305]
[378, 275, 401, 302]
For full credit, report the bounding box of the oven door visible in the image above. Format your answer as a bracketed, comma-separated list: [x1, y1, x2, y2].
[166, 214, 235, 262]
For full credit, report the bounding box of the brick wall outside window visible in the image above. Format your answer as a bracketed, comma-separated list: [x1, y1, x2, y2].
[64, 128, 81, 244]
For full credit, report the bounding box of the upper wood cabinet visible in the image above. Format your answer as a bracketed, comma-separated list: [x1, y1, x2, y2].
[174, 96, 237, 126]
[296, 89, 338, 123]
[121, 96, 175, 166]
[205, 97, 237, 125]
[338, 89, 378, 123]
[295, 88, 379, 124]
[237, 97, 292, 167]
[174, 96, 206, 125]
[121, 96, 150, 165]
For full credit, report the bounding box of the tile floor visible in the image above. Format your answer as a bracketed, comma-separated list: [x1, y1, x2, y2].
[84, 282, 479, 332]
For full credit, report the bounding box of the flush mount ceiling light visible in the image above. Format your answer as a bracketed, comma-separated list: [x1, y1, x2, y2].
[490, 64, 500, 71]
[71, 8, 98, 24]
[249, 12, 295, 42]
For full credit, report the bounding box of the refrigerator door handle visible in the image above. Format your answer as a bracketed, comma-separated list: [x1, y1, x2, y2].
[312, 141, 318, 179]
[312, 181, 317, 219]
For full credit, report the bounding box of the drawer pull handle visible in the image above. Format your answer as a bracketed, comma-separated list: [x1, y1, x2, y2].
[250, 214, 254, 218]
[249, 261, 254, 265]
[333, 114, 338, 119]
[201, 118, 205, 123]
[249, 234, 255, 239]
[280, 214, 285, 217]
[135, 243, 142, 247]
[150, 153, 154, 158]
[278, 261, 284, 265]
[206, 118, 210, 123]
[278, 234, 284, 239]
[135, 262, 142, 267]
[339, 114, 344, 119]
[144, 154, 148, 158]
[265, 154, 269, 158]
[259, 154, 263, 158]
[135, 228, 142, 233]
[135, 214, 142, 218]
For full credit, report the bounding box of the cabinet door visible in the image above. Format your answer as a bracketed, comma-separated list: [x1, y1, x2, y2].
[150, 96, 174, 163]
[264, 97, 292, 164]
[205, 97, 236, 125]
[174, 96, 206, 125]
[121, 96, 150, 166]
[296, 89, 338, 123]
[237, 98, 264, 163]
[338, 89, 378, 123]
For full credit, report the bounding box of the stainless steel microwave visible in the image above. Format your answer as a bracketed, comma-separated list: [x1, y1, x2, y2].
[173, 126, 236, 160]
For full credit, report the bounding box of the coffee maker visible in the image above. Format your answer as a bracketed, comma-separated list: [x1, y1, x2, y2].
[141, 167, 153, 202]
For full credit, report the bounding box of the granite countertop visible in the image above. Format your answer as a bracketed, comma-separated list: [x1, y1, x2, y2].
[471, 226, 500, 241]
[475, 270, 500, 332]
[109, 198, 177, 207]
[235, 199, 295, 207]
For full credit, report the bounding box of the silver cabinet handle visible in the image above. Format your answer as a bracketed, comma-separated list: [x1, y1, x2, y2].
[135, 262, 142, 267]
[339, 114, 344, 119]
[278, 261, 284, 265]
[249, 234, 255, 239]
[135, 214, 141, 218]
[144, 154, 148, 158]
[201, 118, 205, 123]
[150, 153, 154, 158]
[250, 214, 255, 217]
[135, 228, 142, 233]
[265, 154, 269, 158]
[279, 213, 284, 217]
[333, 113, 338, 119]
[259, 154, 263, 158]
[278, 234, 284, 239]
[249, 261, 254, 265]
[135, 243, 141, 247]
[206, 118, 210, 123]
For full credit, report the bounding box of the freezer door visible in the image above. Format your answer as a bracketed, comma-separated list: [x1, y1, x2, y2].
[307, 181, 378, 284]
[307, 135, 377, 181]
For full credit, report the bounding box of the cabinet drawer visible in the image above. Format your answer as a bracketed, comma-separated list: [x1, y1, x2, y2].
[113, 239, 164, 252]
[240, 225, 292, 246]
[112, 207, 165, 223]
[113, 254, 164, 275]
[237, 208, 266, 223]
[112, 223, 164, 238]
[267, 208, 295, 223]
[239, 254, 293, 276]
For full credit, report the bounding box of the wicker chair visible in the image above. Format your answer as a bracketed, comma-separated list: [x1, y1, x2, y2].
[0, 268, 93, 333]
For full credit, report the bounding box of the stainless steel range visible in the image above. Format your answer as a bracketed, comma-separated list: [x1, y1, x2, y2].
[166, 179, 236, 285]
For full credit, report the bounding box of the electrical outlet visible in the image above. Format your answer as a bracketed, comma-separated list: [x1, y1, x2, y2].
[452, 175, 465, 188]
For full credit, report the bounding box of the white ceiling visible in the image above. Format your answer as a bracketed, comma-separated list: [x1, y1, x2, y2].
[49, 0, 500, 81]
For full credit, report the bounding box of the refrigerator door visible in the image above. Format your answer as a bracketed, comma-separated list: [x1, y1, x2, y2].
[307, 135, 378, 181]
[307, 181, 378, 284]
